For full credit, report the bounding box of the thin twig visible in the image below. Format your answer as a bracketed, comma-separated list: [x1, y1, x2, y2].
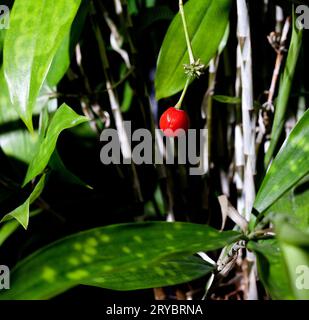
[266, 17, 290, 107]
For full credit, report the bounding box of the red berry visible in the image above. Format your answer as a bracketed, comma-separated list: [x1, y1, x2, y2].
[159, 107, 190, 137]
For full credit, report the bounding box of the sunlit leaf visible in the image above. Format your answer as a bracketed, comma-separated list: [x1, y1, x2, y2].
[47, 1, 89, 86]
[3, 0, 81, 131]
[0, 68, 54, 164]
[46, 32, 70, 87]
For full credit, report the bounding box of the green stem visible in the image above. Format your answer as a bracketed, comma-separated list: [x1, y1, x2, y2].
[175, 77, 191, 109]
[179, 0, 195, 64]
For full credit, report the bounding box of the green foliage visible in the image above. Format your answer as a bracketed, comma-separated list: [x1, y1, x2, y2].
[0, 210, 42, 247]
[264, 13, 303, 166]
[47, 0, 89, 86]
[120, 81, 134, 112]
[276, 223, 309, 299]
[254, 109, 309, 214]
[23, 104, 88, 186]
[0, 0, 308, 302]
[49, 150, 92, 189]
[0, 219, 19, 247]
[0, 175, 45, 229]
[213, 95, 241, 104]
[46, 32, 71, 87]
[155, 0, 231, 100]
[265, 177, 309, 232]
[3, 0, 81, 131]
[0, 222, 241, 299]
[85, 255, 214, 291]
[0, 29, 5, 61]
[248, 240, 294, 300]
[0, 68, 55, 163]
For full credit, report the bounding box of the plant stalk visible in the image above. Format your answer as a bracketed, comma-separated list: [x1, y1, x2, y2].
[179, 0, 195, 64]
[175, 77, 191, 109]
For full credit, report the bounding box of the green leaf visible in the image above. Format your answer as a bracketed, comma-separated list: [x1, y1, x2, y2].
[0, 29, 5, 51]
[155, 0, 231, 100]
[247, 240, 294, 300]
[276, 223, 309, 300]
[213, 95, 241, 104]
[128, 0, 138, 15]
[139, 6, 175, 30]
[264, 12, 303, 167]
[276, 222, 309, 247]
[0, 219, 19, 247]
[46, 32, 70, 87]
[120, 81, 134, 113]
[146, 0, 156, 8]
[145, 185, 165, 217]
[0, 201, 30, 231]
[0, 68, 54, 164]
[0, 209, 42, 247]
[264, 177, 309, 232]
[0, 175, 45, 229]
[280, 243, 309, 300]
[0, 130, 39, 165]
[49, 150, 93, 189]
[213, 95, 261, 108]
[47, 1, 89, 86]
[218, 24, 230, 54]
[0, 64, 58, 166]
[0, 28, 5, 62]
[254, 109, 309, 214]
[85, 255, 215, 291]
[292, 181, 309, 231]
[0, 222, 241, 299]
[3, 0, 81, 131]
[23, 104, 88, 186]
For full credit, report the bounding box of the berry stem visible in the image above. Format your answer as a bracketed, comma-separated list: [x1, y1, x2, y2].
[175, 77, 191, 109]
[179, 0, 195, 65]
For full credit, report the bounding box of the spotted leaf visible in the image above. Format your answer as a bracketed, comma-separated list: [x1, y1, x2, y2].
[254, 109, 309, 215]
[3, 0, 81, 131]
[0, 221, 241, 299]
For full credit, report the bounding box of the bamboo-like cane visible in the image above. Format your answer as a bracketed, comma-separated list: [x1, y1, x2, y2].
[236, 0, 258, 300]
